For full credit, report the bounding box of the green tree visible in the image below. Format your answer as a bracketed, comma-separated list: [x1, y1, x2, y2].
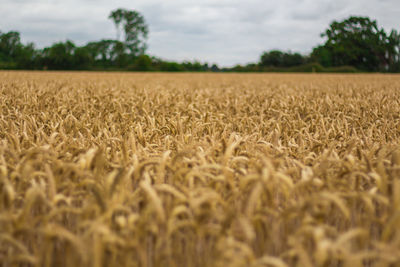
[0, 31, 20, 59]
[73, 46, 93, 69]
[312, 16, 400, 71]
[131, 54, 153, 71]
[41, 40, 76, 70]
[260, 50, 305, 68]
[310, 46, 332, 67]
[282, 52, 305, 67]
[0, 31, 39, 69]
[109, 8, 148, 57]
[386, 30, 400, 72]
[260, 50, 283, 67]
[0, 31, 23, 68]
[15, 42, 37, 69]
[84, 39, 129, 68]
[109, 9, 124, 41]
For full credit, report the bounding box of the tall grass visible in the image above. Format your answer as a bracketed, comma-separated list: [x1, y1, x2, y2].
[1, 72, 400, 267]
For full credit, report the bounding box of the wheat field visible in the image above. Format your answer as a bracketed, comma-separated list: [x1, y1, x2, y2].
[1, 71, 400, 267]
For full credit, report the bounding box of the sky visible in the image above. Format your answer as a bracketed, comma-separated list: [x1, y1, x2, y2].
[0, 0, 399, 67]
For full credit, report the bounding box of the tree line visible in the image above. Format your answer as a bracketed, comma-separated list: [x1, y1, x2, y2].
[1, 9, 399, 72]
[254, 16, 400, 73]
[0, 8, 213, 72]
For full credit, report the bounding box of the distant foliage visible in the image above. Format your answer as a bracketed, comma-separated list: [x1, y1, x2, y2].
[1, 14, 399, 72]
[259, 50, 306, 68]
[109, 8, 149, 56]
[311, 16, 400, 72]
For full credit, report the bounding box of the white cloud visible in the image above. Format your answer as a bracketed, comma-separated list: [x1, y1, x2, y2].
[0, 0, 398, 66]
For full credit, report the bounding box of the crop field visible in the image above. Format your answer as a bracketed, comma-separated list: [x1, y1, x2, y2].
[0, 71, 400, 267]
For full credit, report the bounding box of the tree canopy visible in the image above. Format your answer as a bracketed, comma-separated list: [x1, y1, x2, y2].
[109, 8, 148, 56]
[260, 50, 306, 68]
[311, 16, 400, 72]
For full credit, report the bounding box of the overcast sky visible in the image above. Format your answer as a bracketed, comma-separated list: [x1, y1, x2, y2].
[0, 0, 399, 67]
